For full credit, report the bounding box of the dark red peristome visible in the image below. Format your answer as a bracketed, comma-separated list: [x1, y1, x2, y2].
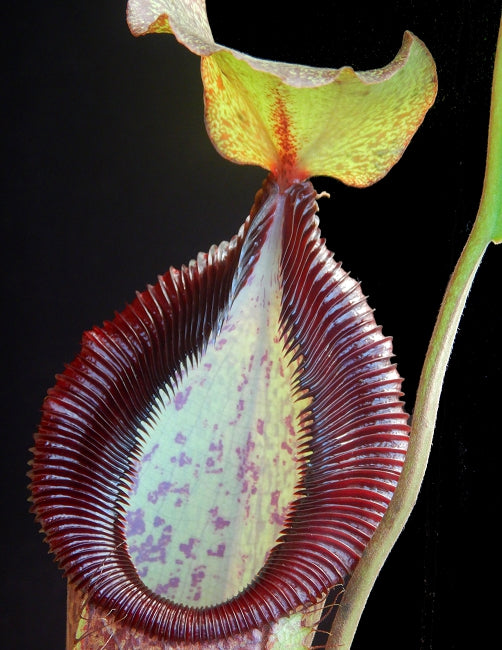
[29, 176, 409, 642]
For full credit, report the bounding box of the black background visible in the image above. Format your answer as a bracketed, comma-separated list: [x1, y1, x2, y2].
[3, 1, 501, 648]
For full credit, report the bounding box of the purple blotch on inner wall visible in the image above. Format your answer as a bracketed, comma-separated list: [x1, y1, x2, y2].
[126, 508, 145, 536]
[179, 537, 198, 559]
[207, 543, 226, 557]
[174, 386, 192, 411]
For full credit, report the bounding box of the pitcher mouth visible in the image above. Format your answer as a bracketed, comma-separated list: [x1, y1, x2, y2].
[30, 178, 409, 642]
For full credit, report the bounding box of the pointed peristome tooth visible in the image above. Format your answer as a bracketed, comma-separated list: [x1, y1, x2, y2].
[30, 175, 409, 643]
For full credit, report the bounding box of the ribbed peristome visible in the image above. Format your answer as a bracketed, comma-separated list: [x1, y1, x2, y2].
[30, 176, 409, 643]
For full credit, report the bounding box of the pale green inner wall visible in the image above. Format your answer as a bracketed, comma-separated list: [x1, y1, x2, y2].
[125, 206, 308, 606]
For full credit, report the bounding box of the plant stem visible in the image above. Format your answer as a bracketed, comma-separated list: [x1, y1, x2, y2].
[327, 16, 501, 649]
[327, 215, 488, 650]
